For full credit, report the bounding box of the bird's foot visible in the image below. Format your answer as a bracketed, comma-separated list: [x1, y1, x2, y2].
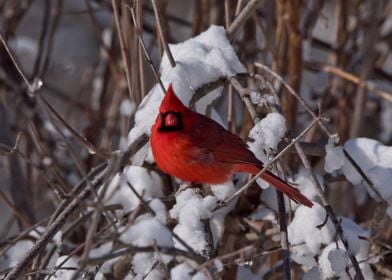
[177, 183, 205, 196]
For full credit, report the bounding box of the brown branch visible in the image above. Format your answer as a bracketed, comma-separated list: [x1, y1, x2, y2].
[111, 0, 133, 100]
[151, 0, 176, 68]
[87, 245, 204, 266]
[350, 0, 383, 137]
[227, 0, 262, 39]
[322, 65, 392, 103]
[128, 5, 166, 93]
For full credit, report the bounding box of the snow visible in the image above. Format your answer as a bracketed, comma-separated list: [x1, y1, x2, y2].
[89, 242, 113, 258]
[53, 255, 78, 280]
[328, 248, 348, 273]
[213, 259, 224, 272]
[0, 240, 34, 270]
[127, 25, 245, 164]
[248, 112, 287, 164]
[298, 215, 373, 279]
[170, 263, 207, 280]
[292, 168, 322, 202]
[247, 112, 287, 193]
[0, 227, 59, 272]
[324, 135, 345, 173]
[250, 91, 263, 105]
[120, 200, 173, 280]
[302, 267, 321, 280]
[324, 137, 392, 217]
[169, 184, 236, 255]
[132, 252, 164, 280]
[149, 198, 168, 223]
[210, 181, 236, 201]
[120, 214, 173, 248]
[121, 216, 173, 247]
[103, 166, 163, 213]
[170, 263, 193, 280]
[170, 188, 217, 253]
[120, 98, 136, 117]
[342, 138, 392, 217]
[263, 94, 278, 105]
[288, 200, 374, 277]
[288, 203, 335, 267]
[250, 206, 277, 224]
[236, 266, 261, 280]
[380, 100, 392, 142]
[319, 244, 348, 279]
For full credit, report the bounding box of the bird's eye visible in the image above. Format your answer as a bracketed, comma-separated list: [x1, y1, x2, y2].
[158, 111, 183, 132]
[165, 113, 178, 127]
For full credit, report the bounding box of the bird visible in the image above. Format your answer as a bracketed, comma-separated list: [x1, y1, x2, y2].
[150, 84, 313, 207]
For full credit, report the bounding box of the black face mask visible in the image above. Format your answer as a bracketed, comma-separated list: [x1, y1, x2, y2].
[158, 111, 184, 132]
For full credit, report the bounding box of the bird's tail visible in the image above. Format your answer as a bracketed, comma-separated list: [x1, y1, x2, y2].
[236, 164, 314, 208]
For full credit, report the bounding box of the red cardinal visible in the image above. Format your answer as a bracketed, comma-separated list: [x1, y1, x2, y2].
[150, 84, 313, 207]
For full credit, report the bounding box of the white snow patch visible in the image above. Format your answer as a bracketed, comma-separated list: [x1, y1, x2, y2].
[170, 188, 217, 253]
[121, 202, 173, 280]
[342, 138, 392, 217]
[170, 263, 207, 280]
[319, 244, 348, 279]
[170, 263, 194, 280]
[307, 217, 373, 279]
[250, 206, 277, 224]
[250, 91, 264, 106]
[103, 166, 163, 213]
[324, 135, 345, 173]
[53, 255, 78, 280]
[120, 215, 172, 248]
[248, 113, 287, 163]
[1, 240, 34, 269]
[89, 242, 113, 258]
[210, 181, 236, 201]
[132, 252, 170, 280]
[302, 267, 321, 280]
[288, 203, 335, 268]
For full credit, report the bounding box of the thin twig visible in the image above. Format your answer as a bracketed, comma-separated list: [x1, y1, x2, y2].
[87, 245, 204, 265]
[151, 0, 176, 67]
[322, 65, 392, 103]
[228, 0, 262, 39]
[0, 32, 36, 92]
[350, 0, 383, 137]
[275, 178, 291, 280]
[111, 0, 133, 99]
[37, 96, 102, 156]
[128, 5, 165, 93]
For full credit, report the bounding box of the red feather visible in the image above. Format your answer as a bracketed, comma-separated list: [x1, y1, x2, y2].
[150, 84, 313, 207]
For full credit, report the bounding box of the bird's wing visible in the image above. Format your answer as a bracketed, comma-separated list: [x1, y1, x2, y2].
[188, 113, 262, 166]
